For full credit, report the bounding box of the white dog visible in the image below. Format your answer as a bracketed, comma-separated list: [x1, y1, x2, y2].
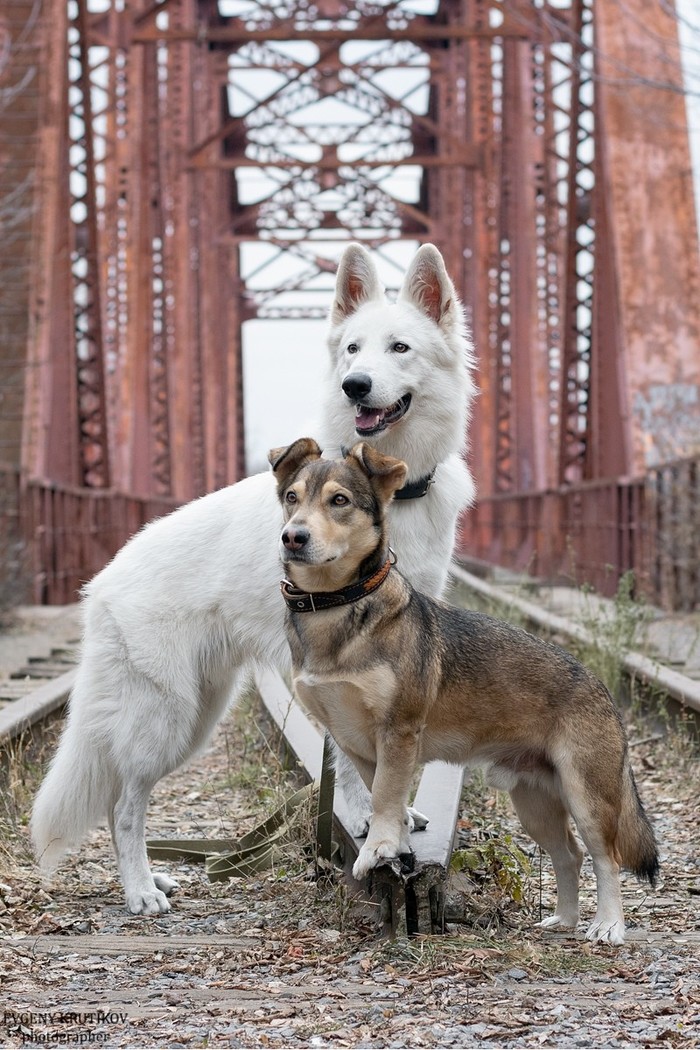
[31, 243, 476, 914]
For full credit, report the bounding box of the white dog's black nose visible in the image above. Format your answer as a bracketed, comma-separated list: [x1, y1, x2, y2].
[282, 526, 310, 551]
[342, 373, 372, 401]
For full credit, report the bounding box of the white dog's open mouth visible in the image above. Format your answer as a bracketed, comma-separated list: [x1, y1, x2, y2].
[354, 394, 412, 435]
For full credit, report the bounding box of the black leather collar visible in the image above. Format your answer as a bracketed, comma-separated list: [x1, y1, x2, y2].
[281, 553, 393, 613]
[394, 469, 436, 500]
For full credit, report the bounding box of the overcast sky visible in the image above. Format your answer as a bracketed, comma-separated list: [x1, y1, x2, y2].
[243, 317, 328, 474]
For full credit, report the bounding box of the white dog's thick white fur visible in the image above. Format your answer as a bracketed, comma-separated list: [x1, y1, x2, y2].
[31, 243, 476, 914]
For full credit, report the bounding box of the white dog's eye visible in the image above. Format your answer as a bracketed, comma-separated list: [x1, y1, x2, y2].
[393, 341, 409, 353]
[285, 491, 297, 504]
[347, 342, 359, 354]
[331, 493, 349, 506]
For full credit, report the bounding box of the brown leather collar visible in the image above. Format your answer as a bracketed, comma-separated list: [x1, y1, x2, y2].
[281, 552, 394, 613]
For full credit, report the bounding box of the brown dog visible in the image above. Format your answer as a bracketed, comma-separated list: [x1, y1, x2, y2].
[270, 438, 658, 945]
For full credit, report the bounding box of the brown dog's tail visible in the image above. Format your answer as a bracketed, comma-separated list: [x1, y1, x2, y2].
[617, 754, 659, 886]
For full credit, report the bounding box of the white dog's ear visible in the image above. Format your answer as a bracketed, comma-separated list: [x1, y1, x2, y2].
[331, 244, 384, 326]
[399, 244, 460, 329]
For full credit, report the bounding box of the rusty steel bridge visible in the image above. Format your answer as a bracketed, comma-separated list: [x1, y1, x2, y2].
[1, 0, 699, 609]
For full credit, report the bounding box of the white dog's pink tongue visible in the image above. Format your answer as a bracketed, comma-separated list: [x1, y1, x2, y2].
[355, 406, 384, 431]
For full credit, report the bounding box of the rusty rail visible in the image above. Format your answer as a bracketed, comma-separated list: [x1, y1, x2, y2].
[450, 565, 700, 718]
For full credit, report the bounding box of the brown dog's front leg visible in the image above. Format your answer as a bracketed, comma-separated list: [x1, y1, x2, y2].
[352, 727, 420, 880]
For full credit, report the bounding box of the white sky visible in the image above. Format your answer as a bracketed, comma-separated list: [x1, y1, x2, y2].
[243, 318, 327, 474]
[678, 0, 700, 220]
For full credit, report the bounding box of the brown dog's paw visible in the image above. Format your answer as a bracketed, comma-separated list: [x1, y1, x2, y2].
[352, 839, 401, 880]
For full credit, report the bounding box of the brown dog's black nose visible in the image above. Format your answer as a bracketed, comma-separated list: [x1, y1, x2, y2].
[282, 526, 310, 551]
[342, 373, 372, 401]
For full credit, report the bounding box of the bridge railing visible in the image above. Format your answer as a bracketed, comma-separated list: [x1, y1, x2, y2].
[2, 454, 698, 611]
[458, 455, 700, 612]
[0, 466, 177, 605]
[651, 457, 700, 612]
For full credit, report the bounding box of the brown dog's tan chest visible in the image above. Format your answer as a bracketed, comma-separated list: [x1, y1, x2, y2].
[292, 663, 398, 764]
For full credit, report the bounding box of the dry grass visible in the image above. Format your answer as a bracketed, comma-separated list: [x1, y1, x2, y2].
[0, 726, 57, 877]
[367, 930, 614, 981]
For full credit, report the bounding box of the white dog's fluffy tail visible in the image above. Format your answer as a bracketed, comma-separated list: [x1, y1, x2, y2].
[31, 711, 113, 871]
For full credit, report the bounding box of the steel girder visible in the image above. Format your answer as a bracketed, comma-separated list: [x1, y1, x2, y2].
[15, 0, 700, 504]
[461, 0, 699, 494]
[21, 0, 245, 499]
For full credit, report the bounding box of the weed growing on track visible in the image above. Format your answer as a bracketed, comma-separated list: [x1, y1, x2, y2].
[572, 571, 649, 699]
[0, 728, 54, 877]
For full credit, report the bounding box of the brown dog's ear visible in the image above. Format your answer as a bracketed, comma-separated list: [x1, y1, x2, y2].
[268, 438, 322, 492]
[349, 443, 408, 503]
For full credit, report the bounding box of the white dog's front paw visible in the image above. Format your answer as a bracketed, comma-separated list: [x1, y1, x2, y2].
[347, 810, 372, 839]
[586, 917, 625, 945]
[352, 839, 401, 880]
[126, 887, 172, 915]
[407, 807, 429, 832]
[538, 912, 578, 931]
[153, 873, 179, 896]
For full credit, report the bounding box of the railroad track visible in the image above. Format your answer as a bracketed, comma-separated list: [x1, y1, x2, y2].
[5, 565, 697, 739]
[0, 650, 78, 741]
[448, 565, 700, 718]
[2, 579, 698, 1050]
[2, 568, 698, 937]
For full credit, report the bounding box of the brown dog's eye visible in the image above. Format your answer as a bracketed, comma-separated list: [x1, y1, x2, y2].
[285, 491, 297, 504]
[331, 493, 349, 506]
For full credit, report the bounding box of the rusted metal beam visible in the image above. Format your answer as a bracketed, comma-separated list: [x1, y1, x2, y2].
[20, 0, 80, 487]
[189, 152, 483, 170]
[492, 38, 545, 493]
[82, 0, 248, 499]
[0, 0, 43, 472]
[117, 34, 170, 496]
[70, 0, 112, 488]
[456, 0, 498, 502]
[132, 19, 557, 45]
[593, 0, 700, 476]
[557, 0, 596, 486]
